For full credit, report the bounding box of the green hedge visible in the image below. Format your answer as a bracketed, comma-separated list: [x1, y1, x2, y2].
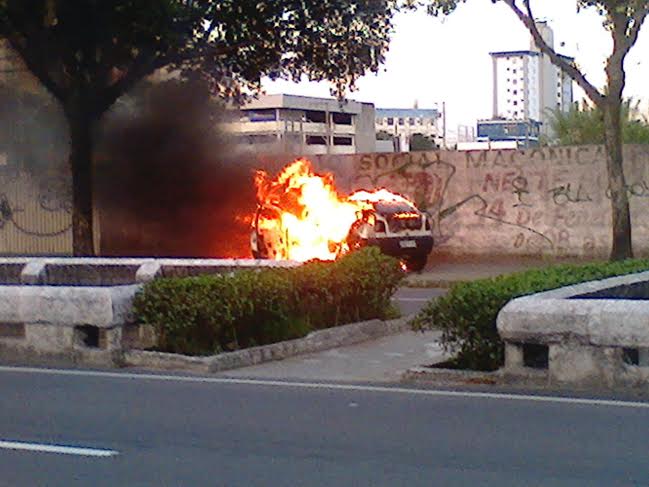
[410, 259, 649, 371]
[133, 247, 404, 355]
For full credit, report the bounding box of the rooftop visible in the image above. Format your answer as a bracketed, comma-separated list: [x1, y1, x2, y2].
[376, 108, 440, 118]
[489, 50, 541, 58]
[239, 93, 369, 114]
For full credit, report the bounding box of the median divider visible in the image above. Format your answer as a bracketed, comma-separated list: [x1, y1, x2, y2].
[123, 316, 412, 373]
[0, 256, 411, 372]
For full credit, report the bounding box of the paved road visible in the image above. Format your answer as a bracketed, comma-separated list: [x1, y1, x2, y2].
[2, 367, 649, 487]
[392, 287, 445, 315]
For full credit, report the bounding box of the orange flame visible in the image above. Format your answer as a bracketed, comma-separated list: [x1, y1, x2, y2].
[254, 159, 417, 262]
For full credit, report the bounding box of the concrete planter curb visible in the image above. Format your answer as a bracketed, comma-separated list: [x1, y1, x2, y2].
[123, 316, 412, 373]
[402, 365, 549, 388]
[497, 271, 649, 387]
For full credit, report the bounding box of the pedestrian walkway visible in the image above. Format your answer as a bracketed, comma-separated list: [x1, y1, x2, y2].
[220, 256, 593, 383]
[406, 256, 586, 287]
[219, 330, 445, 382]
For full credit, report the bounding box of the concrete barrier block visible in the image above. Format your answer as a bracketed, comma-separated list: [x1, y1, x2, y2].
[26, 323, 74, 352]
[20, 261, 47, 285]
[505, 343, 524, 369]
[549, 343, 622, 387]
[136, 262, 162, 283]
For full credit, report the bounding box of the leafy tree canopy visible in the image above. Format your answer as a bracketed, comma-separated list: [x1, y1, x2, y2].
[0, 0, 399, 116]
[0, 0, 402, 255]
[409, 132, 436, 150]
[549, 100, 649, 146]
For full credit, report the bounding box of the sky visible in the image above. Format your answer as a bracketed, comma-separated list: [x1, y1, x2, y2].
[262, 0, 649, 140]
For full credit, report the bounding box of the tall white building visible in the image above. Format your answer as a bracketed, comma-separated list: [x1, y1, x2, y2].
[374, 108, 442, 152]
[490, 21, 573, 136]
[222, 94, 376, 155]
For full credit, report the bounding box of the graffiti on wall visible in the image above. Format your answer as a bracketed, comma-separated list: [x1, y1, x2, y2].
[0, 171, 71, 238]
[351, 145, 647, 257]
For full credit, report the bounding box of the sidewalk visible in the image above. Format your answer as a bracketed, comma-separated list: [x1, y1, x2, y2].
[405, 256, 587, 288]
[218, 329, 446, 382]
[221, 256, 591, 383]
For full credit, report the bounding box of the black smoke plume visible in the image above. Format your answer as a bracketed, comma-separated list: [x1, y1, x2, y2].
[97, 80, 270, 258]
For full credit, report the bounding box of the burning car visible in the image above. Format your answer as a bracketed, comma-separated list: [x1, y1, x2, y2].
[251, 159, 434, 271]
[345, 191, 434, 271]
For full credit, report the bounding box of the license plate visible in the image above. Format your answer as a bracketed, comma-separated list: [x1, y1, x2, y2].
[399, 240, 417, 249]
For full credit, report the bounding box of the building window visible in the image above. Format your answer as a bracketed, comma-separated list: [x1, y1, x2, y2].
[398, 118, 405, 125]
[333, 136, 353, 146]
[387, 117, 394, 125]
[245, 109, 277, 122]
[408, 117, 415, 125]
[304, 110, 326, 123]
[306, 135, 327, 145]
[332, 112, 352, 125]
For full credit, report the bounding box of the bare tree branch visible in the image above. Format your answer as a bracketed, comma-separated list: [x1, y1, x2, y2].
[501, 0, 605, 106]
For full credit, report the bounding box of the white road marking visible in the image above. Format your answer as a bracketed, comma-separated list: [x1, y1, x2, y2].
[1, 365, 649, 410]
[0, 440, 118, 457]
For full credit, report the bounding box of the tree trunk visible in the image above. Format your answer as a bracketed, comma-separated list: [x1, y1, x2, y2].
[66, 105, 95, 256]
[603, 100, 633, 261]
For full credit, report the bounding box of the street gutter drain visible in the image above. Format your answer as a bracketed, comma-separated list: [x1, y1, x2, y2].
[0, 322, 25, 339]
[522, 343, 549, 369]
[623, 348, 640, 366]
[75, 325, 100, 348]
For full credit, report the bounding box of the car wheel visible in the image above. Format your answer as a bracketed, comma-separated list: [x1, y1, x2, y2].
[404, 254, 428, 272]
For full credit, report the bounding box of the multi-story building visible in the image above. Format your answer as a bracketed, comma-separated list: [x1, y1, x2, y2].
[375, 107, 442, 152]
[222, 94, 376, 155]
[482, 21, 574, 144]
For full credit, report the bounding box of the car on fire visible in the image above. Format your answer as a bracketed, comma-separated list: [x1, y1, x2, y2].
[251, 194, 434, 272]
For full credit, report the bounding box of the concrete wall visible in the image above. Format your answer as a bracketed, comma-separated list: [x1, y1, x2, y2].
[3, 140, 649, 260]
[355, 103, 377, 154]
[0, 167, 72, 255]
[315, 145, 649, 259]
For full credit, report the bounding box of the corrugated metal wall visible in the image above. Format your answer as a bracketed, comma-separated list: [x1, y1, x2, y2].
[0, 167, 72, 255]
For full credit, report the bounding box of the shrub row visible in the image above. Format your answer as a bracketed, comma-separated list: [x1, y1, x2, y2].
[133, 247, 404, 355]
[410, 259, 649, 371]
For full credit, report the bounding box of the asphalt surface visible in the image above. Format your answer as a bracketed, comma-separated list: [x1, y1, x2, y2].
[2, 367, 649, 487]
[392, 287, 445, 315]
